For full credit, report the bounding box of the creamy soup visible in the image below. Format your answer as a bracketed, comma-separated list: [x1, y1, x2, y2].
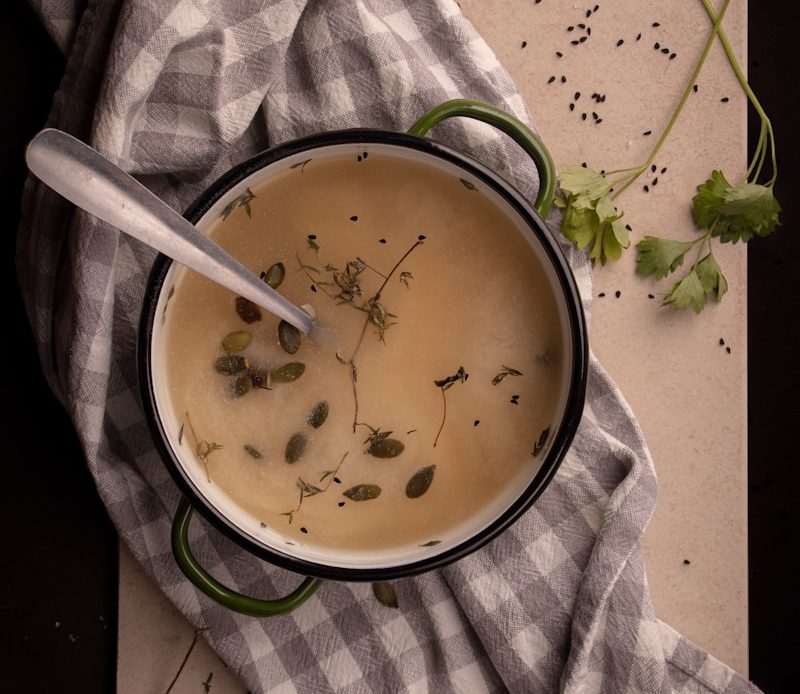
[161, 146, 566, 556]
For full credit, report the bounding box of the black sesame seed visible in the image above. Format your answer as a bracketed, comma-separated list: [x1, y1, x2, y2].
[556, 51, 563, 58]
[594, 4, 599, 11]
[598, 292, 606, 298]
[581, 162, 588, 168]
[586, 9, 592, 17]
[648, 294, 655, 299]
[719, 338, 725, 345]
[636, 32, 642, 41]
[579, 36, 587, 43]
[418, 234, 426, 240]
[363, 152, 368, 158]
[561, 75, 567, 83]
[334, 477, 342, 484]
[615, 290, 621, 298]
[661, 167, 667, 174]
[569, 103, 575, 111]
[652, 177, 658, 186]
[643, 130, 652, 136]
[654, 42, 660, 49]
[600, 169, 606, 175]
[571, 39, 580, 45]
[693, 84, 699, 92]
[617, 38, 624, 46]
[669, 53, 676, 60]
[644, 184, 650, 192]
[575, 91, 581, 100]
[307, 234, 317, 239]
[721, 96, 730, 102]
[625, 224, 632, 231]
[521, 40, 527, 48]
[595, 118, 603, 124]
[567, 25, 575, 32]
[474, 420, 480, 426]
[350, 215, 358, 221]
[310, 285, 317, 292]
[587, 27, 592, 35]
[338, 502, 345, 507]
[683, 559, 691, 565]
[726, 346, 731, 354]
[357, 155, 362, 162]
[661, 47, 670, 54]
[592, 111, 598, 120]
[300, 527, 308, 534]
[600, 95, 606, 102]
[652, 21, 660, 27]
[651, 164, 657, 173]
[548, 75, 556, 84]
[581, 113, 587, 121]
[578, 23, 585, 29]
[379, 238, 387, 244]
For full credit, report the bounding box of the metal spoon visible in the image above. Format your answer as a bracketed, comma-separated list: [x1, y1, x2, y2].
[25, 128, 314, 334]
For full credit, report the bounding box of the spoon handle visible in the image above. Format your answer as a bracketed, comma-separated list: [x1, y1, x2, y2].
[25, 128, 314, 334]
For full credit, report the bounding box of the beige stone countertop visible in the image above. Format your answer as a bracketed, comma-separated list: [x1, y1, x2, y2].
[118, 0, 748, 690]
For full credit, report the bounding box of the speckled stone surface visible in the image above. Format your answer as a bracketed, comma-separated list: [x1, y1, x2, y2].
[118, 1, 748, 689]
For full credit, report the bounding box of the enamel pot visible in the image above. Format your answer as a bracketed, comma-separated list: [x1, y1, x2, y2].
[139, 100, 588, 616]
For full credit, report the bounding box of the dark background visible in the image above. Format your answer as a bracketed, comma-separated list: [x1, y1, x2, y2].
[0, 1, 796, 692]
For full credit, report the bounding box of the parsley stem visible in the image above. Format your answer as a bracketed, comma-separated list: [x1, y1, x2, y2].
[699, 0, 777, 187]
[612, 0, 731, 201]
[747, 120, 767, 181]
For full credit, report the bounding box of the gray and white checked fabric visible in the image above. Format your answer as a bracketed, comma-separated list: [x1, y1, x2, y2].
[18, 1, 759, 692]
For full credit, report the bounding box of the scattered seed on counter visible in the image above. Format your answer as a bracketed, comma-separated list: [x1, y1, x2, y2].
[581, 113, 587, 121]
[575, 91, 581, 101]
[521, 40, 527, 48]
[561, 75, 567, 83]
[647, 294, 655, 299]
[617, 38, 624, 46]
[592, 112, 598, 120]
[643, 184, 650, 192]
[721, 96, 730, 102]
[636, 32, 642, 41]
[598, 292, 606, 298]
[595, 118, 603, 124]
[653, 21, 661, 27]
[643, 130, 652, 136]
[615, 290, 621, 298]
[567, 25, 575, 32]
[338, 501, 345, 507]
[379, 238, 387, 244]
[654, 42, 660, 49]
[651, 164, 657, 173]
[579, 35, 588, 43]
[571, 39, 580, 45]
[586, 8, 592, 18]
[570, 103, 575, 111]
[581, 162, 588, 168]
[350, 215, 358, 221]
[555, 51, 563, 58]
[661, 47, 670, 54]
[587, 27, 592, 35]
[578, 23, 585, 29]
[726, 347, 732, 354]
[474, 420, 480, 427]
[661, 167, 668, 174]
[548, 75, 556, 84]
[693, 84, 699, 92]
[669, 53, 677, 60]
[683, 559, 691, 565]
[625, 224, 632, 231]
[719, 338, 725, 345]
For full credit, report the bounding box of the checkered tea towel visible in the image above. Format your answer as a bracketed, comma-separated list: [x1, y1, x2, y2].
[18, 0, 759, 692]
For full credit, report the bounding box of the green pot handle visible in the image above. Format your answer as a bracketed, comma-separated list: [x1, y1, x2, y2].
[171, 496, 321, 617]
[408, 98, 556, 218]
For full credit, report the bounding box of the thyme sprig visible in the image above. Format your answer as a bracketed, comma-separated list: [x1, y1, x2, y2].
[433, 366, 467, 448]
[279, 452, 349, 524]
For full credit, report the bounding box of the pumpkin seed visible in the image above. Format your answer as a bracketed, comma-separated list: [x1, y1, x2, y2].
[342, 484, 382, 501]
[232, 374, 252, 397]
[285, 432, 307, 464]
[367, 437, 405, 458]
[278, 320, 301, 354]
[372, 581, 399, 608]
[235, 296, 262, 323]
[263, 262, 286, 289]
[405, 465, 436, 498]
[222, 330, 252, 353]
[271, 362, 305, 383]
[214, 354, 248, 375]
[307, 401, 329, 429]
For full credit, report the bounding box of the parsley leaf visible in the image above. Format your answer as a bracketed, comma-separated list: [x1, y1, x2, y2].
[662, 270, 706, 314]
[694, 252, 728, 301]
[692, 170, 781, 243]
[635, 237, 696, 279]
[556, 167, 629, 265]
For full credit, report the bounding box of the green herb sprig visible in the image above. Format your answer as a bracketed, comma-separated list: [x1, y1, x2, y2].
[555, 0, 780, 313]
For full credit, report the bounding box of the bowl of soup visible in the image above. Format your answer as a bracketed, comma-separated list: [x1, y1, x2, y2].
[138, 100, 588, 615]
